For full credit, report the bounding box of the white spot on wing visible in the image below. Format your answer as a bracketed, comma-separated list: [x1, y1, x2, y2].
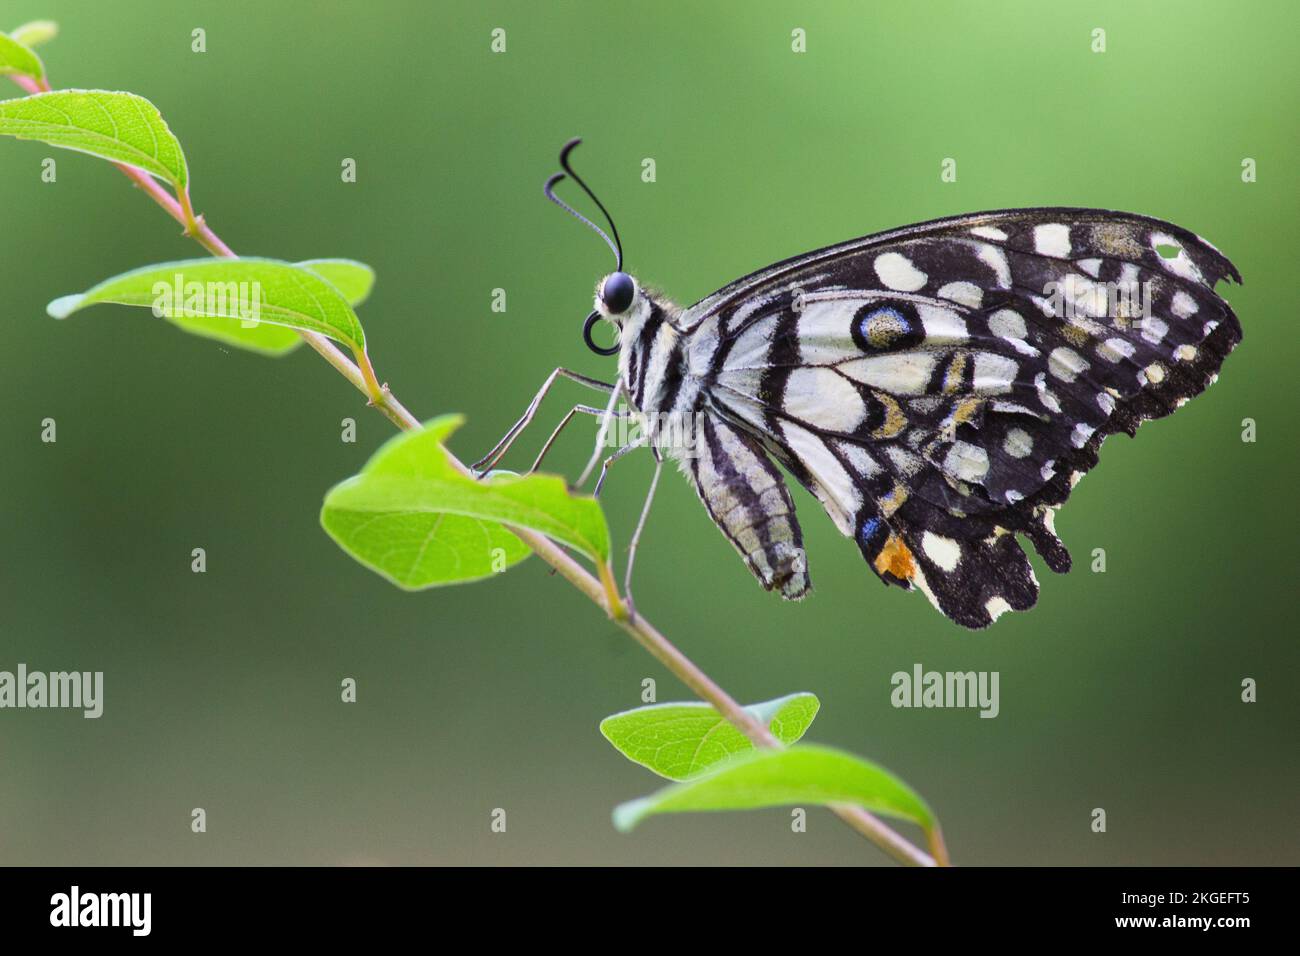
[1097, 337, 1136, 363]
[976, 244, 1011, 288]
[784, 368, 866, 432]
[885, 445, 925, 477]
[1003, 428, 1033, 459]
[841, 353, 937, 395]
[1140, 316, 1169, 345]
[1033, 223, 1071, 257]
[1034, 372, 1061, 413]
[988, 309, 1025, 340]
[1048, 346, 1088, 383]
[1151, 231, 1204, 283]
[1171, 290, 1198, 319]
[985, 596, 1012, 621]
[937, 281, 983, 308]
[918, 304, 968, 344]
[988, 308, 1038, 356]
[943, 441, 990, 483]
[921, 531, 962, 572]
[874, 252, 927, 292]
[973, 352, 1019, 394]
[1058, 273, 1110, 318]
[992, 400, 1041, 417]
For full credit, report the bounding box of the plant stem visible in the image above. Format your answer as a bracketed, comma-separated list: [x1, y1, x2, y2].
[10, 71, 945, 868]
[611, 605, 939, 866]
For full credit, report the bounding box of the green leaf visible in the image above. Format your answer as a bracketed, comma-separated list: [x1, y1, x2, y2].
[47, 257, 367, 356]
[322, 415, 528, 590]
[324, 504, 532, 589]
[612, 744, 937, 834]
[9, 21, 59, 49]
[298, 259, 375, 307]
[600, 693, 820, 780]
[322, 415, 612, 588]
[0, 89, 187, 190]
[0, 31, 44, 83]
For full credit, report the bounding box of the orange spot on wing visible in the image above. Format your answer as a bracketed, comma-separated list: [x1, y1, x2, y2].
[873, 534, 916, 582]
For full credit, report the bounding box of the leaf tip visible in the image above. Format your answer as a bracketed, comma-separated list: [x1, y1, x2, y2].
[46, 293, 82, 320]
[597, 716, 616, 741]
[11, 20, 59, 49]
[612, 798, 651, 833]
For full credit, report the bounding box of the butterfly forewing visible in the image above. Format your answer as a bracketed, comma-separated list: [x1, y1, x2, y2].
[672, 208, 1241, 628]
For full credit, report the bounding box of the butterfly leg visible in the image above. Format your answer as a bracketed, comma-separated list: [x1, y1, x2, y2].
[576, 378, 629, 488]
[591, 433, 648, 497]
[471, 368, 615, 475]
[529, 404, 630, 475]
[621, 447, 664, 622]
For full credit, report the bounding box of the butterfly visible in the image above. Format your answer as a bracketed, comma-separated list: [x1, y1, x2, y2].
[476, 140, 1242, 628]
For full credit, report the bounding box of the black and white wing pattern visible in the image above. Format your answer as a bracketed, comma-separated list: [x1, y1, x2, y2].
[682, 208, 1242, 628]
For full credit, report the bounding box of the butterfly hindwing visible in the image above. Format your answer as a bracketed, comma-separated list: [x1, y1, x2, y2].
[684, 208, 1241, 627]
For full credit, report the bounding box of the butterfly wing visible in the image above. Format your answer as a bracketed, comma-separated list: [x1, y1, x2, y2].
[684, 208, 1242, 628]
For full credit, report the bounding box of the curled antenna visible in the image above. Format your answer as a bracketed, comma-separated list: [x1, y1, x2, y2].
[583, 310, 620, 356]
[543, 137, 624, 270]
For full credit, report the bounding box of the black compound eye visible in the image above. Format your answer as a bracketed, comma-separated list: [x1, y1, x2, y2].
[600, 272, 635, 314]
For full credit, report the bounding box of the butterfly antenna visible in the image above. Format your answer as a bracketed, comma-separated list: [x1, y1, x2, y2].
[543, 137, 624, 270]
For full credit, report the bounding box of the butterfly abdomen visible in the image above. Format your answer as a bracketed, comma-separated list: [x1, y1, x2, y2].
[689, 412, 810, 600]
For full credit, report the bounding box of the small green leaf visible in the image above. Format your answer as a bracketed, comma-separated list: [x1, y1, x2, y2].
[0, 89, 187, 190]
[323, 416, 529, 589]
[600, 693, 820, 780]
[612, 744, 937, 834]
[9, 21, 59, 49]
[298, 259, 375, 307]
[324, 507, 532, 590]
[322, 415, 612, 588]
[0, 31, 44, 83]
[47, 257, 366, 356]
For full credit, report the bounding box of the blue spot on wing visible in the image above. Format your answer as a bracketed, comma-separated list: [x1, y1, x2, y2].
[858, 517, 882, 547]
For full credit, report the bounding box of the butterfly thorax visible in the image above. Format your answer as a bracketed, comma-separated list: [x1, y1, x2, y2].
[609, 287, 708, 460]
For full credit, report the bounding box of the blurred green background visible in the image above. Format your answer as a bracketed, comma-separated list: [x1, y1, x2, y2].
[2, 0, 1296, 866]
